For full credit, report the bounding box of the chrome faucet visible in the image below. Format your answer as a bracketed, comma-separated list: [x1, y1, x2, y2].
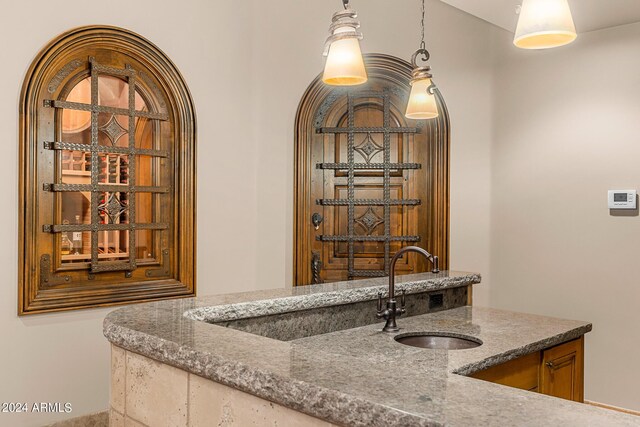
[376, 246, 440, 332]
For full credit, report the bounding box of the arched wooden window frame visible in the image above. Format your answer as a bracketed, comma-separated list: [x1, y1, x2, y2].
[293, 54, 450, 285]
[19, 26, 196, 315]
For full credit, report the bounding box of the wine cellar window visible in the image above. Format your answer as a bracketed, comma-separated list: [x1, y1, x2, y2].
[19, 26, 196, 314]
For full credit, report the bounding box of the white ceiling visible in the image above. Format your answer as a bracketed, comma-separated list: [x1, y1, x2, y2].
[440, 0, 640, 33]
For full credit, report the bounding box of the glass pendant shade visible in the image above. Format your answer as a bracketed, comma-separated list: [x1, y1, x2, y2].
[323, 27, 367, 86]
[405, 77, 438, 120]
[514, 0, 577, 49]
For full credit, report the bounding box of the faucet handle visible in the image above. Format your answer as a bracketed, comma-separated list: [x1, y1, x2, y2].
[432, 255, 440, 274]
[400, 289, 406, 314]
[376, 292, 388, 319]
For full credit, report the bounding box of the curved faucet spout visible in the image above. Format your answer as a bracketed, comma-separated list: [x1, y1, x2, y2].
[378, 246, 440, 333]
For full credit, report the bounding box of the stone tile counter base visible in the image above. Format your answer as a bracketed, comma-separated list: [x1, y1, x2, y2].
[110, 345, 337, 427]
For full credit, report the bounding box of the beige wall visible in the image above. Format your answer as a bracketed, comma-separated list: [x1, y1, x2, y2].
[0, 1, 498, 425]
[5, 0, 638, 423]
[491, 22, 640, 411]
[251, 0, 500, 306]
[0, 1, 255, 426]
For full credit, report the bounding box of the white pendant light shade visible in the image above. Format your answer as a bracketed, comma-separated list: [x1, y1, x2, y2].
[405, 77, 438, 120]
[514, 0, 577, 49]
[323, 27, 368, 86]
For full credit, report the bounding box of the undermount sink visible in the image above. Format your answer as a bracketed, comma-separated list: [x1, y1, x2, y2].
[394, 332, 482, 350]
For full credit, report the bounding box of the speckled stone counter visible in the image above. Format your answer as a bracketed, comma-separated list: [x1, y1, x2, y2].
[103, 272, 640, 426]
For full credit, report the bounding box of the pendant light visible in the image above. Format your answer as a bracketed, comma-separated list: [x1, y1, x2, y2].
[514, 0, 577, 49]
[405, 0, 438, 120]
[322, 0, 368, 86]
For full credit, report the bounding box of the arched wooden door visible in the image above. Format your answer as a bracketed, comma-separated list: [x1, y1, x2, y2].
[294, 54, 450, 286]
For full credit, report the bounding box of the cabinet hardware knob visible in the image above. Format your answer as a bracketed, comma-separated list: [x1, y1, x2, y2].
[546, 362, 554, 368]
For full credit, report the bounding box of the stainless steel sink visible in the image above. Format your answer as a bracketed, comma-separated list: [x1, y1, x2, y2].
[394, 333, 482, 350]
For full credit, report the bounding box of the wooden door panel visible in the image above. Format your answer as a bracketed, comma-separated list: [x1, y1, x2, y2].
[315, 91, 421, 282]
[294, 54, 450, 286]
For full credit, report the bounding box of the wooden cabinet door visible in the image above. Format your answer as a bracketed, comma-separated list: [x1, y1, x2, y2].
[540, 337, 584, 402]
[471, 352, 540, 392]
[294, 55, 450, 285]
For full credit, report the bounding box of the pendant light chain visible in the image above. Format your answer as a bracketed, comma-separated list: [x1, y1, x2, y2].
[405, 0, 439, 120]
[420, 0, 426, 50]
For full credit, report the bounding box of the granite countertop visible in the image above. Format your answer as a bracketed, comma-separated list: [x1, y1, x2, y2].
[103, 272, 640, 426]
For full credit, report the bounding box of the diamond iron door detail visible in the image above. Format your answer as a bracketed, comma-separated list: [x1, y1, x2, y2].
[98, 193, 128, 223]
[354, 132, 383, 164]
[99, 115, 128, 145]
[355, 207, 384, 236]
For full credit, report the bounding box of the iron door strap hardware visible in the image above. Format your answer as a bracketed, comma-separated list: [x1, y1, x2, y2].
[317, 235, 420, 242]
[316, 126, 418, 134]
[315, 90, 423, 279]
[316, 163, 422, 170]
[43, 222, 169, 233]
[145, 249, 170, 278]
[40, 254, 71, 286]
[312, 213, 324, 230]
[48, 59, 83, 94]
[43, 183, 170, 193]
[311, 252, 323, 284]
[316, 199, 421, 206]
[44, 140, 169, 158]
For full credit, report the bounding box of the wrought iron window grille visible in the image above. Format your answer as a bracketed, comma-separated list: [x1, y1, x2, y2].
[42, 57, 170, 274]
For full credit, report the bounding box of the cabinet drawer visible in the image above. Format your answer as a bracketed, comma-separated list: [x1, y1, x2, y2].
[471, 351, 541, 391]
